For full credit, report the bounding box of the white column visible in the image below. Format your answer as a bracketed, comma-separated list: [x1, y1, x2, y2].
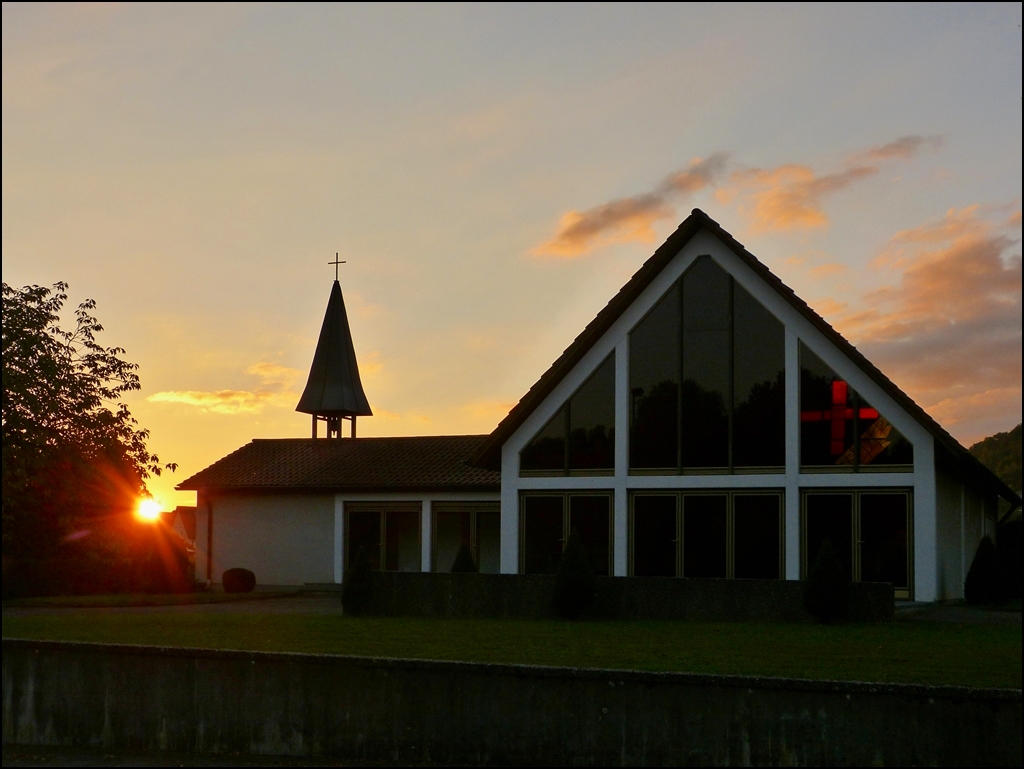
[784, 328, 801, 580]
[500, 446, 519, 573]
[421, 499, 432, 572]
[614, 336, 629, 576]
[334, 495, 345, 583]
[913, 438, 938, 602]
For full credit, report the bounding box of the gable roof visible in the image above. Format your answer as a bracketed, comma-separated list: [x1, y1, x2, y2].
[470, 209, 1021, 508]
[296, 280, 373, 417]
[177, 435, 500, 493]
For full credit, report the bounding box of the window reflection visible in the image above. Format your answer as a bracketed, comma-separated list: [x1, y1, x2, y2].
[800, 344, 913, 469]
[681, 258, 731, 468]
[629, 285, 680, 469]
[629, 257, 786, 473]
[521, 354, 615, 475]
[732, 283, 785, 467]
[569, 355, 615, 470]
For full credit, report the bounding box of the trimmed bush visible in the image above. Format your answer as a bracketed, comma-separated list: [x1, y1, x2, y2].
[554, 529, 595, 620]
[803, 538, 849, 623]
[965, 536, 1004, 605]
[997, 520, 1022, 600]
[450, 543, 478, 573]
[342, 547, 374, 615]
[222, 568, 256, 593]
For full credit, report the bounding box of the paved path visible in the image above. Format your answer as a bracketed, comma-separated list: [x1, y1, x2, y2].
[895, 602, 1022, 626]
[2, 593, 343, 618]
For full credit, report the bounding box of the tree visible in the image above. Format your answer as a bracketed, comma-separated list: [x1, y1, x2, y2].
[2, 282, 175, 593]
[964, 536, 1003, 606]
[450, 543, 478, 573]
[803, 538, 849, 623]
[554, 529, 596, 619]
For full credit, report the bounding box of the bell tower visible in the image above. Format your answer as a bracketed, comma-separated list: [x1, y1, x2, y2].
[295, 265, 372, 438]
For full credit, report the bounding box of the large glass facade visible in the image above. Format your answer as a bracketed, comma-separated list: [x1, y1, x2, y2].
[568, 355, 615, 470]
[630, 491, 782, 579]
[521, 354, 615, 474]
[800, 344, 913, 470]
[521, 492, 612, 575]
[629, 286, 680, 469]
[630, 257, 785, 473]
[802, 490, 911, 597]
[681, 258, 731, 468]
[732, 283, 785, 468]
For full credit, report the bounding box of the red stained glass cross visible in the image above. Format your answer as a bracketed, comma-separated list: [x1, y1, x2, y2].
[800, 380, 878, 455]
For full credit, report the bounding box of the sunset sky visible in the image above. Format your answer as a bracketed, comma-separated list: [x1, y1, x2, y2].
[3, 4, 1021, 510]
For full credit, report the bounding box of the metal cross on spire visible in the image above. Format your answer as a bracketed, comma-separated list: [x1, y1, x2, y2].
[329, 253, 346, 281]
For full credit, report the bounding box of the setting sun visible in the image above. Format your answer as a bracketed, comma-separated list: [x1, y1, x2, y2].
[136, 498, 162, 522]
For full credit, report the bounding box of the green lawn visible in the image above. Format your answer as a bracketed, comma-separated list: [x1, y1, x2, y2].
[3, 612, 1020, 689]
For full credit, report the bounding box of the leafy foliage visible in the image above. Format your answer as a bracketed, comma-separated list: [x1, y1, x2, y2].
[969, 424, 1022, 495]
[803, 538, 849, 623]
[342, 547, 374, 615]
[450, 543, 478, 573]
[223, 568, 257, 594]
[2, 281, 176, 594]
[554, 529, 596, 619]
[965, 536, 1004, 606]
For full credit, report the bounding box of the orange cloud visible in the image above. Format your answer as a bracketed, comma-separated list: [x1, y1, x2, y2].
[852, 135, 942, 164]
[724, 135, 940, 233]
[531, 154, 728, 257]
[245, 361, 303, 387]
[148, 389, 296, 414]
[825, 206, 1021, 438]
[729, 164, 877, 233]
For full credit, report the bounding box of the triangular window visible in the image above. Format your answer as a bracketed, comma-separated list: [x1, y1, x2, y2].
[520, 354, 615, 474]
[799, 343, 913, 469]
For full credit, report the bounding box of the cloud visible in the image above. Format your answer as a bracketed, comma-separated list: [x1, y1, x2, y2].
[148, 389, 296, 415]
[149, 360, 302, 414]
[852, 135, 942, 164]
[826, 206, 1021, 438]
[723, 135, 941, 233]
[728, 164, 877, 232]
[532, 135, 941, 254]
[245, 362, 303, 387]
[531, 153, 729, 257]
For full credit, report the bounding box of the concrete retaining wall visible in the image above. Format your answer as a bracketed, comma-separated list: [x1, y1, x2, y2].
[356, 572, 895, 622]
[4, 639, 1019, 766]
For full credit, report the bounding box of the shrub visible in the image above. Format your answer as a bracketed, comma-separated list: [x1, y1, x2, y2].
[222, 568, 256, 593]
[803, 538, 849, 623]
[997, 520, 1022, 601]
[554, 529, 595, 620]
[965, 536, 1004, 605]
[341, 547, 374, 615]
[450, 543, 478, 573]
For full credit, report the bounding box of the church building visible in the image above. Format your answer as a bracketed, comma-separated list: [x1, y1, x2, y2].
[179, 209, 1019, 602]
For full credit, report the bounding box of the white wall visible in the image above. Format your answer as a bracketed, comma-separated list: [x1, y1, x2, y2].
[498, 226, 942, 599]
[935, 468, 964, 601]
[199, 493, 335, 586]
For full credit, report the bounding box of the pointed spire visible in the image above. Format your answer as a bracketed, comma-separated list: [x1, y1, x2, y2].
[296, 280, 372, 420]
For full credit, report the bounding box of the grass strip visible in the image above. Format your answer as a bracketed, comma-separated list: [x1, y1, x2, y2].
[3, 612, 1020, 689]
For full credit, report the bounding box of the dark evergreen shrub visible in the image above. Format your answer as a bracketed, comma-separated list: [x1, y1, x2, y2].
[450, 543, 478, 573]
[554, 529, 595, 620]
[341, 547, 374, 615]
[222, 568, 256, 593]
[803, 538, 849, 623]
[997, 520, 1022, 601]
[965, 536, 1004, 605]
